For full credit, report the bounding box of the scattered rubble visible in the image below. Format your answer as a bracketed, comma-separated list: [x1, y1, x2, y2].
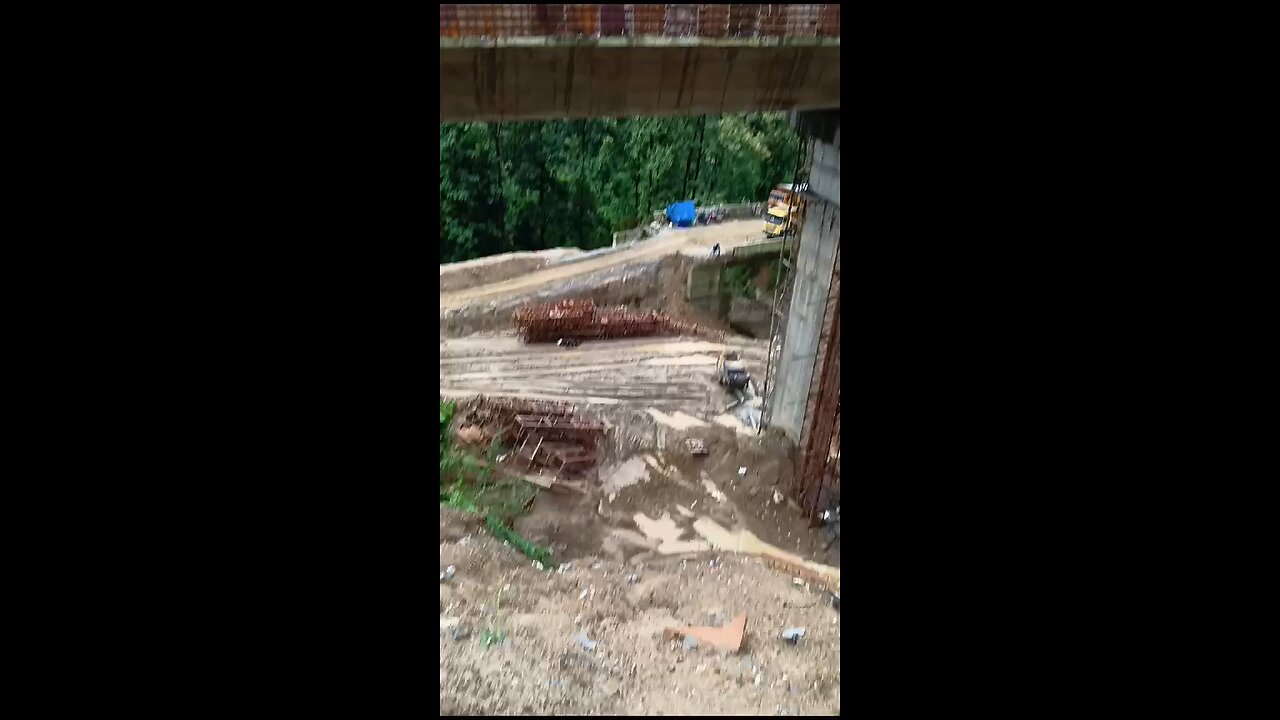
[439, 506, 840, 715]
[664, 612, 749, 653]
[572, 630, 598, 652]
[455, 425, 485, 445]
[780, 627, 806, 645]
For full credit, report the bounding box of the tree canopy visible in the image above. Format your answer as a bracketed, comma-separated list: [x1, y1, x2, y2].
[439, 113, 804, 264]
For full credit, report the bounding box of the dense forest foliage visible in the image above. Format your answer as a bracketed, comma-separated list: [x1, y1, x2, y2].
[440, 113, 805, 264]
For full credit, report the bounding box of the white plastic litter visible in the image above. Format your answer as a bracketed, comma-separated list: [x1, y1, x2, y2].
[780, 627, 806, 644]
[573, 631, 598, 651]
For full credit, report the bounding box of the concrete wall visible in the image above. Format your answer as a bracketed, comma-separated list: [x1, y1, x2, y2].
[441, 40, 840, 122]
[716, 202, 765, 220]
[612, 227, 648, 246]
[686, 263, 722, 314]
[728, 296, 773, 339]
[731, 238, 784, 259]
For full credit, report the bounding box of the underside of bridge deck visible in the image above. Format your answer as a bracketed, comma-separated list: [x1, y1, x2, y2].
[441, 39, 840, 122]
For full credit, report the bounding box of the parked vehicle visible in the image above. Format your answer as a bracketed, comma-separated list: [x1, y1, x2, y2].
[716, 351, 751, 390]
[764, 205, 795, 237]
[764, 183, 806, 237]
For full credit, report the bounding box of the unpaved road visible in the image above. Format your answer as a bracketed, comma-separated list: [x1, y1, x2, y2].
[440, 334, 769, 418]
[440, 220, 766, 310]
[441, 248, 584, 294]
[440, 507, 841, 716]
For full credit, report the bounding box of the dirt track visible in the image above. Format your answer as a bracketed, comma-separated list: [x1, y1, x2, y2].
[440, 220, 765, 310]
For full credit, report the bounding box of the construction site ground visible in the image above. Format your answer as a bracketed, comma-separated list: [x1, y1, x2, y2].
[440, 334, 768, 423]
[439, 220, 840, 716]
[441, 508, 841, 716]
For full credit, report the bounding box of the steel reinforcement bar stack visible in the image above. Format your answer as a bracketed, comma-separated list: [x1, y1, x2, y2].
[512, 299, 712, 343]
[440, 5, 840, 41]
[460, 397, 606, 477]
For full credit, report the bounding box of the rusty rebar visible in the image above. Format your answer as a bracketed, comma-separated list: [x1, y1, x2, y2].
[513, 299, 713, 343]
[440, 5, 840, 40]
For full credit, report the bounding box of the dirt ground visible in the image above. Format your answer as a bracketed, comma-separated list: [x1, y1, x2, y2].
[440, 408, 843, 716]
[512, 424, 839, 570]
[440, 507, 841, 716]
[440, 253, 736, 339]
[439, 223, 841, 716]
[440, 334, 769, 419]
[440, 220, 766, 311]
[441, 248, 584, 294]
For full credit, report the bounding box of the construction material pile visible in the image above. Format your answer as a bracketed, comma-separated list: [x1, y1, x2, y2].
[512, 298, 708, 343]
[460, 397, 606, 477]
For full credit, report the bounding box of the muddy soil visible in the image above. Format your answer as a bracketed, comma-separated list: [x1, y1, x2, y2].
[513, 420, 836, 571]
[440, 507, 841, 716]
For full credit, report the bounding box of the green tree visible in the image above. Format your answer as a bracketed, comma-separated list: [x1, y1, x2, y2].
[439, 112, 804, 264]
[440, 124, 507, 262]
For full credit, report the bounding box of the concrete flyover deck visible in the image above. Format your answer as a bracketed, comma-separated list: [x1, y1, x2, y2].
[440, 4, 840, 122]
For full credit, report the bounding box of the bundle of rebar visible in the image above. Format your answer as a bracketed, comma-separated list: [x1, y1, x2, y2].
[461, 396, 606, 476]
[512, 299, 708, 343]
[440, 5, 840, 40]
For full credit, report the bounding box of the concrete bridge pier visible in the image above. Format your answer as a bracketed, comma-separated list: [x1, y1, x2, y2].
[764, 110, 841, 518]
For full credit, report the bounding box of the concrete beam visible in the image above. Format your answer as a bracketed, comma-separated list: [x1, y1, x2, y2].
[791, 109, 840, 144]
[441, 41, 839, 123]
[440, 37, 842, 50]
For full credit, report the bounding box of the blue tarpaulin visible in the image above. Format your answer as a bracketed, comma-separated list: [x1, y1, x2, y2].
[666, 200, 696, 227]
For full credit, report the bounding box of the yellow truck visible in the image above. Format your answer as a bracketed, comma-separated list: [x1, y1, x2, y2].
[764, 205, 794, 237]
[764, 183, 806, 237]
